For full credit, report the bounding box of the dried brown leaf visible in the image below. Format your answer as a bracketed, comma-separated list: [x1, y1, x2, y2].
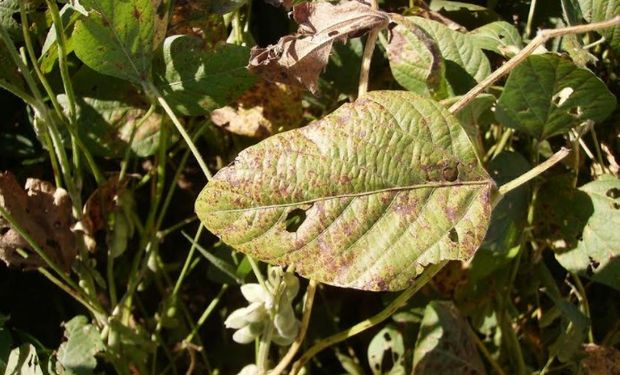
[0, 172, 76, 270]
[248, 1, 390, 93]
[581, 344, 620, 375]
[210, 81, 304, 138]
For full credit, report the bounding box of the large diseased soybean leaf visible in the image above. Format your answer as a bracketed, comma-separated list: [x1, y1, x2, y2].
[73, 0, 154, 83]
[153, 35, 256, 116]
[495, 53, 616, 139]
[196, 91, 495, 291]
[578, 0, 620, 52]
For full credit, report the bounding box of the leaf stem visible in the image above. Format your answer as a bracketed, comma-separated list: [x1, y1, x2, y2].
[449, 16, 620, 114]
[271, 279, 318, 375]
[145, 81, 212, 180]
[290, 261, 446, 374]
[357, 0, 379, 98]
[498, 147, 570, 195]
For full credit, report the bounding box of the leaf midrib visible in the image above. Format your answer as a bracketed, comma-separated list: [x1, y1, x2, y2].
[206, 179, 493, 213]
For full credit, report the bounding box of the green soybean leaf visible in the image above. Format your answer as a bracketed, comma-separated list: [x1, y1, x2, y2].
[413, 301, 486, 375]
[387, 18, 449, 98]
[367, 325, 406, 375]
[73, 0, 154, 84]
[554, 175, 620, 290]
[495, 53, 616, 140]
[60, 67, 163, 158]
[57, 316, 105, 375]
[578, 0, 620, 51]
[469, 21, 523, 55]
[397, 17, 491, 94]
[153, 35, 256, 116]
[5, 344, 44, 375]
[196, 91, 495, 291]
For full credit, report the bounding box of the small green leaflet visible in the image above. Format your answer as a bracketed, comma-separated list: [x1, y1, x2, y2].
[196, 91, 496, 291]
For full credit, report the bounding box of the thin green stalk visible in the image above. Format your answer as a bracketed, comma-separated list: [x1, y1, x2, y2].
[20, 2, 104, 185]
[0, 26, 45, 109]
[185, 284, 229, 343]
[157, 216, 197, 239]
[525, 0, 538, 38]
[0, 205, 77, 291]
[107, 249, 118, 308]
[449, 16, 620, 114]
[155, 124, 208, 233]
[38, 268, 104, 320]
[290, 261, 447, 374]
[248, 256, 268, 291]
[498, 147, 570, 195]
[0, 80, 39, 108]
[144, 81, 212, 180]
[469, 324, 507, 375]
[172, 225, 203, 297]
[590, 127, 608, 174]
[45, 0, 77, 122]
[18, 3, 66, 121]
[499, 308, 526, 375]
[271, 280, 318, 375]
[571, 273, 594, 343]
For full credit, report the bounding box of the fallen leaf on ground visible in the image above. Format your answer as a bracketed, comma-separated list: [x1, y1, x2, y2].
[0, 172, 76, 270]
[248, 1, 390, 93]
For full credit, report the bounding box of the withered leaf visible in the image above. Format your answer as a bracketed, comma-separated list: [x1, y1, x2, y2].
[210, 81, 304, 138]
[248, 1, 390, 93]
[0, 172, 76, 270]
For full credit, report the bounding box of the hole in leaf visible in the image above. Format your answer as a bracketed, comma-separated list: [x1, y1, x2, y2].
[589, 257, 600, 269]
[381, 347, 395, 372]
[0, 227, 9, 235]
[328, 30, 339, 37]
[285, 209, 307, 232]
[449, 228, 459, 243]
[613, 203, 620, 210]
[442, 165, 459, 182]
[568, 106, 581, 117]
[606, 188, 620, 199]
[383, 332, 392, 341]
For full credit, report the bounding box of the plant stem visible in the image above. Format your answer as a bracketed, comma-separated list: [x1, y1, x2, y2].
[357, 0, 379, 98]
[449, 16, 620, 114]
[525, 0, 538, 38]
[185, 284, 229, 343]
[271, 280, 318, 375]
[498, 147, 570, 195]
[571, 273, 594, 343]
[172, 225, 203, 297]
[290, 261, 447, 374]
[145, 81, 212, 180]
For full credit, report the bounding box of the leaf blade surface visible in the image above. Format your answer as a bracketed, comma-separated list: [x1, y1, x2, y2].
[196, 91, 495, 291]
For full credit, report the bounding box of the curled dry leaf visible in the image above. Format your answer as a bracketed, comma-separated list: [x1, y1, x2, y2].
[0, 172, 76, 270]
[248, 0, 390, 93]
[210, 81, 304, 138]
[74, 175, 127, 251]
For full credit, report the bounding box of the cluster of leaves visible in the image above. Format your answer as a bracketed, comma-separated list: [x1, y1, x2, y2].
[1, 0, 620, 374]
